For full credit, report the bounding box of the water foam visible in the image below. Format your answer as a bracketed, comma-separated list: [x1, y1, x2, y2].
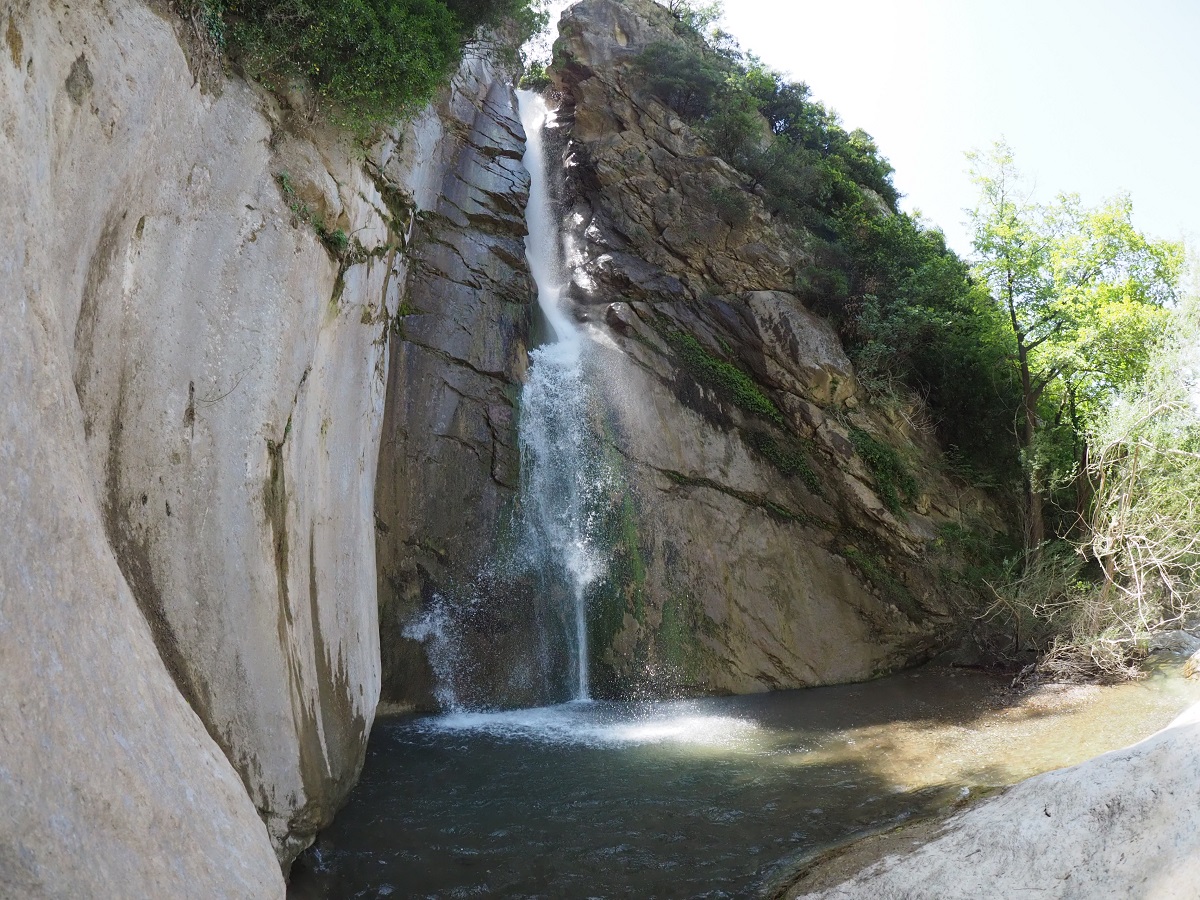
[416, 700, 760, 749]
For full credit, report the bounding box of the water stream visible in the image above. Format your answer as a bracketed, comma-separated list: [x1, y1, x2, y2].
[401, 91, 607, 708]
[512, 89, 604, 701]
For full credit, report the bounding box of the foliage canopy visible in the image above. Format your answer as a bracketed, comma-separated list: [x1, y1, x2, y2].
[967, 141, 1183, 548]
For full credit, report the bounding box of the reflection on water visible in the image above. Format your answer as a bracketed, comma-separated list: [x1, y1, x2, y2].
[290, 665, 1200, 900]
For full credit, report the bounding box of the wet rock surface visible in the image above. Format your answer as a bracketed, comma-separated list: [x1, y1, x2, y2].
[373, 73, 536, 712]
[0, 0, 521, 880]
[788, 703, 1200, 899]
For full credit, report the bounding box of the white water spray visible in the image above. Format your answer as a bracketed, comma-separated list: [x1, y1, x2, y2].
[516, 90, 607, 701]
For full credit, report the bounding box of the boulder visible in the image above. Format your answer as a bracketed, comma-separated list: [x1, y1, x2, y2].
[791, 703, 1200, 899]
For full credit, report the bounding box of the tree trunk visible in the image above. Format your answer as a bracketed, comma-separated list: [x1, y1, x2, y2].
[1018, 344, 1045, 556]
[1074, 440, 1094, 539]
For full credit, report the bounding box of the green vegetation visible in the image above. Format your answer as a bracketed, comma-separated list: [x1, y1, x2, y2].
[666, 330, 784, 426]
[744, 431, 819, 492]
[519, 61, 551, 91]
[195, 0, 545, 132]
[276, 171, 351, 256]
[657, 590, 705, 678]
[661, 0, 723, 35]
[633, 39, 898, 236]
[631, 18, 1023, 485]
[1088, 297, 1200, 619]
[833, 201, 1022, 473]
[984, 296, 1200, 680]
[849, 427, 916, 516]
[968, 141, 1184, 552]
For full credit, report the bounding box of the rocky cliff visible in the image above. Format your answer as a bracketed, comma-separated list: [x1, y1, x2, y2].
[370, 0, 1003, 714]
[373, 74, 536, 712]
[540, 0, 1002, 697]
[1, 0, 1007, 889]
[0, 0, 521, 889]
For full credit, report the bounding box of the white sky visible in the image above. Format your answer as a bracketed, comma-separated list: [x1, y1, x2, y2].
[541, 0, 1200, 255]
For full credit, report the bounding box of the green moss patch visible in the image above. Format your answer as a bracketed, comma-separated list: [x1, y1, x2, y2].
[744, 430, 820, 492]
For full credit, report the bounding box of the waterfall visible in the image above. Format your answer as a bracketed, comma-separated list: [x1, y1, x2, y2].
[514, 89, 606, 702]
[404, 91, 609, 710]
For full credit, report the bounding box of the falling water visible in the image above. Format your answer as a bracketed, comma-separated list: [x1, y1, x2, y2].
[402, 91, 609, 709]
[512, 89, 607, 702]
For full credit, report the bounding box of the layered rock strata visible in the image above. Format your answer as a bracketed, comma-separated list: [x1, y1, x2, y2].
[548, 0, 1001, 697]
[372, 77, 535, 712]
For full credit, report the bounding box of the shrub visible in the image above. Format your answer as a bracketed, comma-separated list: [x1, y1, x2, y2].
[850, 427, 916, 515]
[519, 61, 551, 91]
[631, 29, 1022, 487]
[707, 185, 752, 226]
[833, 201, 1023, 479]
[204, 0, 542, 132]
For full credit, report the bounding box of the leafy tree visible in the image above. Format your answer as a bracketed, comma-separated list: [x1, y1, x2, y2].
[968, 141, 1183, 551]
[659, 0, 723, 34]
[987, 293, 1200, 680]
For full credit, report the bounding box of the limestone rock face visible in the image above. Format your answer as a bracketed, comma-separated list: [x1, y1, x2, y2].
[373, 70, 534, 710]
[0, 0, 489, 875]
[791, 703, 1200, 899]
[549, 0, 1001, 697]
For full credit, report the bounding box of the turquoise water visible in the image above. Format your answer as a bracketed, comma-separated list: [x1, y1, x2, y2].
[290, 666, 1199, 899]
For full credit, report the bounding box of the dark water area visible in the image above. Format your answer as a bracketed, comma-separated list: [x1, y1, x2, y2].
[289, 666, 1199, 899]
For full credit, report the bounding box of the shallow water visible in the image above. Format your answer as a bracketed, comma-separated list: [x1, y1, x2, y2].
[290, 665, 1200, 899]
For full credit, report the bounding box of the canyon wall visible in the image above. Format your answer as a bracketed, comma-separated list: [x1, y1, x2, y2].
[0, 0, 518, 885]
[547, 0, 1002, 698]
[371, 0, 1006, 713]
[0, 0, 1003, 890]
[373, 76, 536, 712]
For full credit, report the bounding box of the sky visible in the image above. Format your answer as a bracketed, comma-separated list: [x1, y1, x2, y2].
[540, 0, 1200, 255]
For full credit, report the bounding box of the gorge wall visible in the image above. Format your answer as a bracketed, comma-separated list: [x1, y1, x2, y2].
[2, 0, 1006, 892]
[545, 0, 1001, 698]
[0, 0, 522, 890]
[373, 73, 536, 712]
[366, 0, 1007, 712]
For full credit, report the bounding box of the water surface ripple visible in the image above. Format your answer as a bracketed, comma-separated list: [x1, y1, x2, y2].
[291, 666, 1200, 899]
